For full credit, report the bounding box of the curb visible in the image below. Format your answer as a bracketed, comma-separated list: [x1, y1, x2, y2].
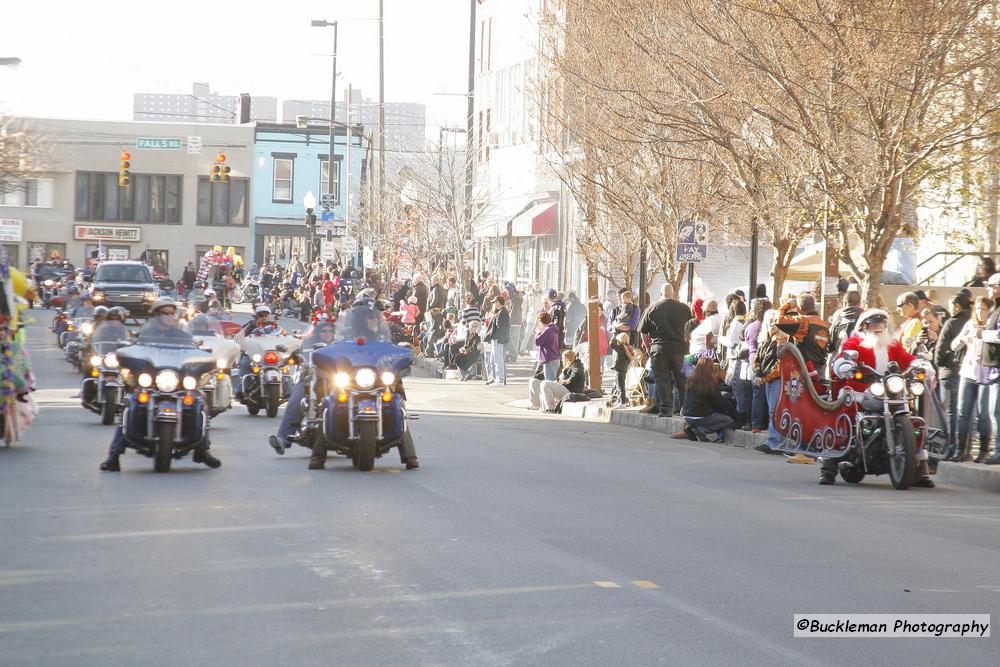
[935, 462, 1000, 494]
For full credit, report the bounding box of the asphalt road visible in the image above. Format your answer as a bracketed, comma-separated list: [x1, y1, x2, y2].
[0, 312, 997, 666]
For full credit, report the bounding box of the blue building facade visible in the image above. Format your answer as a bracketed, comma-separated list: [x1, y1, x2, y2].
[251, 123, 366, 267]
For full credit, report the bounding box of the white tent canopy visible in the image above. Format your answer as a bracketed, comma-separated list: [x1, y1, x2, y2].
[785, 240, 865, 282]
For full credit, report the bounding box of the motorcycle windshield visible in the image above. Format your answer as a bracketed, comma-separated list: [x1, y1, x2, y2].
[314, 340, 413, 375]
[92, 322, 131, 345]
[187, 314, 223, 337]
[136, 320, 198, 347]
[335, 308, 392, 343]
[116, 344, 217, 377]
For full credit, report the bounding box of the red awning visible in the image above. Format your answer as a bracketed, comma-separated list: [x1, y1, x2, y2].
[511, 202, 557, 237]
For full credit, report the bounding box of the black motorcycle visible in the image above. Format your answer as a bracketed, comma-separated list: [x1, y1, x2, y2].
[284, 343, 327, 451]
[81, 341, 127, 424]
[116, 341, 216, 472]
[835, 351, 929, 489]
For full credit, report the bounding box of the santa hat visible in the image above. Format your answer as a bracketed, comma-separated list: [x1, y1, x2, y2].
[855, 308, 889, 331]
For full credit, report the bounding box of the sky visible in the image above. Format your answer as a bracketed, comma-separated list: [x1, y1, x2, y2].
[0, 0, 472, 139]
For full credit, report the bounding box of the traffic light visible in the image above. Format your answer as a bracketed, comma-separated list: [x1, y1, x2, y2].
[118, 151, 131, 187]
[211, 152, 230, 183]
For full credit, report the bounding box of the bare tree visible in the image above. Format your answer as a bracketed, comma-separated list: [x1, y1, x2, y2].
[0, 118, 41, 199]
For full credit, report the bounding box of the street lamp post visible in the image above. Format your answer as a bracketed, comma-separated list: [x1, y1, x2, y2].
[311, 19, 339, 230]
[303, 191, 318, 265]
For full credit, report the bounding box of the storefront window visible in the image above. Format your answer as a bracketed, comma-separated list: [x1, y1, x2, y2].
[140, 249, 169, 276]
[84, 244, 130, 267]
[1, 244, 19, 268]
[262, 236, 308, 268]
[28, 242, 67, 264]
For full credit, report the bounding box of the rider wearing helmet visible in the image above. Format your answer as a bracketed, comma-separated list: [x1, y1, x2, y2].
[827, 309, 934, 488]
[235, 305, 285, 399]
[100, 296, 221, 471]
[268, 319, 338, 457]
[92, 305, 109, 325]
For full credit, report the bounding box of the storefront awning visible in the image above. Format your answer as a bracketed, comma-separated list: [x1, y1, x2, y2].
[511, 202, 557, 237]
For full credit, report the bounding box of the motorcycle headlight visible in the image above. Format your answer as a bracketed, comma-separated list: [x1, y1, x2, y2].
[138, 372, 153, 388]
[870, 382, 886, 397]
[155, 370, 180, 393]
[182, 376, 198, 391]
[910, 381, 926, 396]
[104, 353, 119, 369]
[355, 368, 376, 389]
[89, 355, 102, 367]
[216, 358, 228, 369]
[334, 371, 350, 389]
[44, 279, 53, 287]
[81, 322, 94, 335]
[252, 353, 262, 363]
[380, 371, 395, 386]
[886, 375, 907, 395]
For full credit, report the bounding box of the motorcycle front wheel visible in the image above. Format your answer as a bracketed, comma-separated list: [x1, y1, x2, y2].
[265, 383, 280, 418]
[231, 288, 245, 305]
[888, 414, 917, 490]
[154, 422, 174, 473]
[356, 421, 377, 471]
[100, 387, 117, 425]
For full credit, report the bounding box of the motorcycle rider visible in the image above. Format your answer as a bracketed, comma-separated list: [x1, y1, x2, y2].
[235, 305, 285, 399]
[83, 307, 131, 404]
[303, 297, 420, 470]
[267, 317, 338, 456]
[826, 309, 934, 487]
[100, 297, 221, 471]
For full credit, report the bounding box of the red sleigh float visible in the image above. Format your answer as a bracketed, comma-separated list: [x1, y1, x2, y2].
[771, 343, 947, 460]
[771, 344, 857, 458]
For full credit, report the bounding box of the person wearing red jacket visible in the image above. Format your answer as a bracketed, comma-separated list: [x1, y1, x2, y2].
[827, 309, 934, 488]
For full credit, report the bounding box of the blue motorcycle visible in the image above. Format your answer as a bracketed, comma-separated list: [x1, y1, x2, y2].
[311, 304, 416, 471]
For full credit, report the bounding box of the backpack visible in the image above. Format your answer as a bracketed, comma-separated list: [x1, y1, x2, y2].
[830, 308, 860, 355]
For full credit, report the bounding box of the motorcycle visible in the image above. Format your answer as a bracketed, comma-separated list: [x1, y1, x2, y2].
[189, 315, 239, 417]
[39, 278, 61, 308]
[81, 340, 128, 425]
[238, 332, 301, 417]
[230, 276, 261, 305]
[64, 318, 95, 372]
[773, 344, 930, 490]
[312, 314, 414, 471]
[115, 337, 217, 473]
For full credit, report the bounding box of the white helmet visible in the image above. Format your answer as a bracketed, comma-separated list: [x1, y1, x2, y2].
[254, 305, 271, 317]
[204, 288, 216, 298]
[150, 296, 177, 316]
[855, 309, 889, 332]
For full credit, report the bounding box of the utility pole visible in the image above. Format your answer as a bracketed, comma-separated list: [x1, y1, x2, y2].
[378, 0, 386, 226]
[346, 84, 353, 262]
[465, 0, 477, 273]
[748, 217, 759, 301]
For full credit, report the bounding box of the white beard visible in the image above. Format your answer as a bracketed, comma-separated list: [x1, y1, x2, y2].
[860, 331, 891, 373]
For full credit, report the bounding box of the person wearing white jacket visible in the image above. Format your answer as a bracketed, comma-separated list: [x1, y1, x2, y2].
[951, 296, 996, 462]
[718, 299, 750, 428]
[689, 300, 722, 355]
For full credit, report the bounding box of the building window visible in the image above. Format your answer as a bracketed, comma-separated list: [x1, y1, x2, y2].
[0, 177, 53, 207]
[273, 158, 293, 202]
[320, 160, 341, 205]
[197, 178, 249, 225]
[27, 242, 66, 263]
[74, 172, 181, 223]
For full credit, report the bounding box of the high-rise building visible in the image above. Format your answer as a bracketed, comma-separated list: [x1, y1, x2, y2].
[133, 82, 277, 124]
[282, 90, 427, 153]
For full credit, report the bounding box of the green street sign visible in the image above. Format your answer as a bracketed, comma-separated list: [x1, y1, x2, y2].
[136, 138, 182, 150]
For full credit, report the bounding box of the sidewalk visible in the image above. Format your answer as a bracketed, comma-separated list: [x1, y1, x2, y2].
[413, 352, 1000, 494]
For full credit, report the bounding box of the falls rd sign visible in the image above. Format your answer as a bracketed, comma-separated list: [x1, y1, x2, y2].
[136, 138, 182, 150]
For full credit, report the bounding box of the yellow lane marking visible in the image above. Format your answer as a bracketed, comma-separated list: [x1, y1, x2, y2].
[632, 580, 660, 589]
[594, 581, 620, 588]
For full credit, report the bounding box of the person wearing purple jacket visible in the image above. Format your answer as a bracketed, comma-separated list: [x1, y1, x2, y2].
[534, 311, 562, 380]
[744, 298, 772, 432]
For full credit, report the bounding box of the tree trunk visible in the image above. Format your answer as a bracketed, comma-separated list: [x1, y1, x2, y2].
[769, 237, 795, 303]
